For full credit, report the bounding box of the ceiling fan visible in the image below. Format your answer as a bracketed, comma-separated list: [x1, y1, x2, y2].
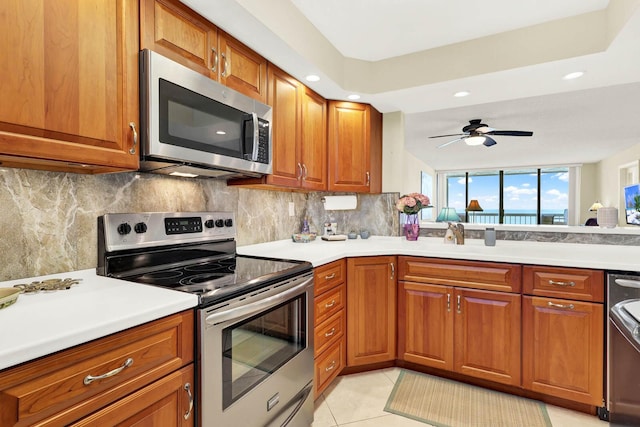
[429, 119, 533, 148]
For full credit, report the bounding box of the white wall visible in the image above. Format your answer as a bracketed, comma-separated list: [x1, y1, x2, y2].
[382, 111, 434, 196]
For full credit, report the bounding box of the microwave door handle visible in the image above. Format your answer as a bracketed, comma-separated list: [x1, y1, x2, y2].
[205, 277, 312, 325]
[251, 112, 259, 161]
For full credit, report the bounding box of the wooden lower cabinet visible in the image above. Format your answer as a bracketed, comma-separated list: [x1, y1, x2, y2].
[522, 296, 604, 405]
[346, 256, 397, 366]
[0, 310, 194, 427]
[71, 365, 194, 426]
[398, 281, 521, 386]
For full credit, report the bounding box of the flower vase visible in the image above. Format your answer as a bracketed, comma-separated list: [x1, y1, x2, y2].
[402, 214, 420, 241]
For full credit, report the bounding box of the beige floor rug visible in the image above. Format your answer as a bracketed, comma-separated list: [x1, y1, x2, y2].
[384, 370, 552, 427]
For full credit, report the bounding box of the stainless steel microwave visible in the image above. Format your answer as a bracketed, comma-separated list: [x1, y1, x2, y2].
[139, 49, 272, 179]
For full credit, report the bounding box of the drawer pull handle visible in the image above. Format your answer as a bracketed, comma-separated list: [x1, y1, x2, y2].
[325, 300, 336, 308]
[548, 279, 576, 287]
[325, 361, 336, 372]
[547, 301, 575, 310]
[324, 273, 336, 280]
[457, 295, 461, 314]
[84, 357, 133, 385]
[447, 293, 451, 312]
[184, 383, 194, 420]
[325, 327, 336, 337]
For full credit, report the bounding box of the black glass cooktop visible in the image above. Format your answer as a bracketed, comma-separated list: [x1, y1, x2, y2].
[119, 254, 311, 306]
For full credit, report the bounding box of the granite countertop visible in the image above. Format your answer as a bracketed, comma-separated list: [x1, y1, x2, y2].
[237, 236, 639, 271]
[0, 269, 198, 371]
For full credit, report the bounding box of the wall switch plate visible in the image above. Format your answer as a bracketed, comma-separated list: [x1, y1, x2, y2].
[288, 202, 295, 217]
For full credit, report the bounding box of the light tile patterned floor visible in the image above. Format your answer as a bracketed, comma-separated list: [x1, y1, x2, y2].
[312, 368, 609, 427]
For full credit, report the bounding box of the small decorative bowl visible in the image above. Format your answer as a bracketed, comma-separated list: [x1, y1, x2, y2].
[360, 230, 371, 239]
[0, 288, 20, 310]
[292, 232, 317, 243]
[347, 232, 358, 239]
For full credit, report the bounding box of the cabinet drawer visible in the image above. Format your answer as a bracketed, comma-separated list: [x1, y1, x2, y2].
[314, 284, 345, 324]
[314, 339, 344, 397]
[399, 256, 522, 292]
[314, 260, 346, 296]
[315, 310, 345, 357]
[523, 265, 604, 302]
[0, 310, 194, 427]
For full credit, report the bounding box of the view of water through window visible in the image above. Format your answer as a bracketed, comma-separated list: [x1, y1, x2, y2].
[446, 168, 569, 225]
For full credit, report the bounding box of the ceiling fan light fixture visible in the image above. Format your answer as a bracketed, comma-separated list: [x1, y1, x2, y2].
[465, 136, 486, 146]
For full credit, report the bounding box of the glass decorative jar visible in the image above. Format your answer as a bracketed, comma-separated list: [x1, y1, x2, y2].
[402, 213, 420, 241]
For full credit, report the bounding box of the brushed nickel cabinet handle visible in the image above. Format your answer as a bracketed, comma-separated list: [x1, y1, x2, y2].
[211, 47, 218, 73]
[183, 382, 194, 420]
[324, 327, 336, 337]
[548, 279, 576, 287]
[324, 273, 336, 280]
[84, 357, 133, 385]
[447, 293, 451, 312]
[325, 300, 336, 308]
[302, 163, 308, 180]
[297, 162, 303, 180]
[366, 171, 371, 186]
[128, 122, 137, 154]
[221, 52, 229, 77]
[325, 361, 336, 372]
[390, 262, 395, 280]
[456, 295, 461, 314]
[547, 301, 575, 310]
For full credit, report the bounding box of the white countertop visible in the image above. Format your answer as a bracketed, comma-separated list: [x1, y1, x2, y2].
[0, 269, 198, 371]
[238, 236, 639, 271]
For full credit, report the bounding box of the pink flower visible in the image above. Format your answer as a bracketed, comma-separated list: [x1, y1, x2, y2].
[396, 193, 431, 214]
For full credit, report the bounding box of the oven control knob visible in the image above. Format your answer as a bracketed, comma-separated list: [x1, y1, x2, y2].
[204, 219, 215, 229]
[224, 218, 233, 227]
[134, 222, 147, 234]
[214, 219, 224, 228]
[117, 223, 132, 235]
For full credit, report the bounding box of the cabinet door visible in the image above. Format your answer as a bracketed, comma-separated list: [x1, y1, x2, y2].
[454, 288, 521, 386]
[266, 65, 302, 187]
[328, 102, 382, 193]
[71, 365, 195, 427]
[346, 256, 397, 366]
[0, 0, 139, 172]
[140, 0, 217, 78]
[300, 87, 327, 190]
[398, 281, 453, 370]
[522, 296, 604, 405]
[218, 31, 267, 103]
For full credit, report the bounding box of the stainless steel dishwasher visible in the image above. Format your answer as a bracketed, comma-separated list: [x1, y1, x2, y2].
[608, 271, 640, 426]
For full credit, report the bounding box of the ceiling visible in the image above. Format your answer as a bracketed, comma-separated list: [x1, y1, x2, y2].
[181, 0, 640, 171]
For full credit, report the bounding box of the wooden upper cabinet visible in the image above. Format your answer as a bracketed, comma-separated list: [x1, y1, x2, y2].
[140, 0, 267, 102]
[0, 0, 139, 173]
[228, 64, 327, 191]
[328, 101, 382, 193]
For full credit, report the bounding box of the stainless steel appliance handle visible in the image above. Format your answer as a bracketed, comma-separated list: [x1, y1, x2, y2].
[205, 277, 313, 325]
[251, 112, 259, 161]
[615, 278, 640, 289]
[281, 383, 313, 427]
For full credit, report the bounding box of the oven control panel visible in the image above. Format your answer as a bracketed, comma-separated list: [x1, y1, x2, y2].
[100, 212, 236, 252]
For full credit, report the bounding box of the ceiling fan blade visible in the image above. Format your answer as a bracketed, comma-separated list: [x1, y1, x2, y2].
[428, 133, 466, 139]
[437, 138, 462, 148]
[487, 130, 533, 137]
[483, 136, 497, 147]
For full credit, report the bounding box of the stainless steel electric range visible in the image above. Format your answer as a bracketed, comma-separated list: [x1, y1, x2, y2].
[97, 212, 314, 427]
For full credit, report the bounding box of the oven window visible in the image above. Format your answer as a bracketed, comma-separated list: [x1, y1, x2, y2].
[221, 294, 306, 409]
[158, 78, 250, 159]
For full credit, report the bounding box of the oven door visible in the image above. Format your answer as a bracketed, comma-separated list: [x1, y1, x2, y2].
[199, 275, 314, 427]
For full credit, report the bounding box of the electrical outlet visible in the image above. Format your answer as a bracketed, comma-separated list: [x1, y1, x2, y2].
[288, 202, 295, 217]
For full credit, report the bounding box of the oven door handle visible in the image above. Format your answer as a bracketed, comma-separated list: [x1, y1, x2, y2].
[205, 277, 313, 325]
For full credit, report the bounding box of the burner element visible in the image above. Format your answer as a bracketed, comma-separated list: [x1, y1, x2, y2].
[14, 278, 82, 293]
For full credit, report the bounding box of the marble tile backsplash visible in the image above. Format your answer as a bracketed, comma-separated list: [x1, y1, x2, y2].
[0, 168, 398, 280]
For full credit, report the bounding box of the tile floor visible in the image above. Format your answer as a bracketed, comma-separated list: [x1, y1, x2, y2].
[312, 368, 609, 427]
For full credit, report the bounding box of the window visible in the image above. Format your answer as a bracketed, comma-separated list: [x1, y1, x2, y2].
[420, 171, 433, 220]
[439, 167, 571, 225]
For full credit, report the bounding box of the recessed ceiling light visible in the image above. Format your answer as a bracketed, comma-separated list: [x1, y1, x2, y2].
[563, 71, 584, 80]
[454, 91, 470, 97]
[216, 130, 226, 135]
[347, 94, 361, 100]
[305, 74, 320, 82]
